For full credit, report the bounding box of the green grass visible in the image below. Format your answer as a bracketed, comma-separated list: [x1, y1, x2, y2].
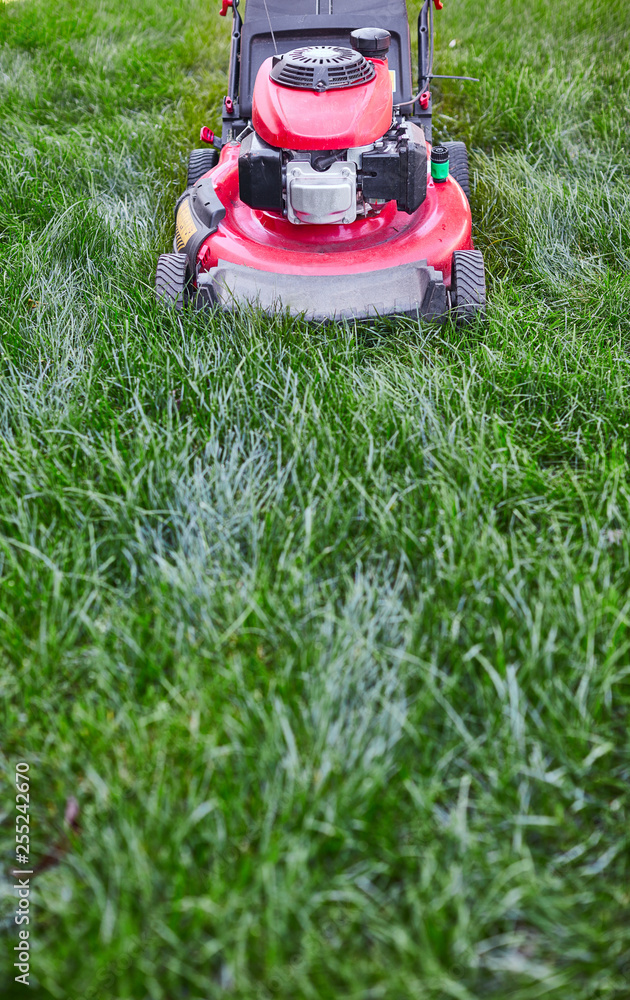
[1, 0, 629, 996]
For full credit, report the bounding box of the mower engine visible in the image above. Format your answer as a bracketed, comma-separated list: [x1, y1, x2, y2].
[238, 30, 428, 226]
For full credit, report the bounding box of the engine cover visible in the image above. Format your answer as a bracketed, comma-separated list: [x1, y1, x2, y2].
[252, 51, 393, 151]
[270, 45, 376, 93]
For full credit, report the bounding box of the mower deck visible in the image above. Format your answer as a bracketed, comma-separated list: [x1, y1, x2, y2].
[189, 142, 471, 320]
[204, 144, 470, 282]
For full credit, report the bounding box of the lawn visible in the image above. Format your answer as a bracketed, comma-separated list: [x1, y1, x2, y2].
[0, 0, 629, 997]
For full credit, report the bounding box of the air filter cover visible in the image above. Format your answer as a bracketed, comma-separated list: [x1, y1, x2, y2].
[270, 45, 376, 92]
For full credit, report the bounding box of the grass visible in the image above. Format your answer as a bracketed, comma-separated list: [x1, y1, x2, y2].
[0, 0, 629, 996]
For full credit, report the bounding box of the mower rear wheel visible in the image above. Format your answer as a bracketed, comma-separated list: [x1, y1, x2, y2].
[444, 141, 471, 201]
[451, 250, 486, 325]
[155, 252, 192, 311]
[187, 148, 219, 187]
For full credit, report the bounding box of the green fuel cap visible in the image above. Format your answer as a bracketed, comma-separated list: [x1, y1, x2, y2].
[431, 145, 450, 182]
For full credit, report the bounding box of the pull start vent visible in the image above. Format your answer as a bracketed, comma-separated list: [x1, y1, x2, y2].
[270, 45, 376, 92]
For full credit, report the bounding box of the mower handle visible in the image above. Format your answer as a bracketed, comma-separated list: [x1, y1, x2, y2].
[220, 0, 442, 17]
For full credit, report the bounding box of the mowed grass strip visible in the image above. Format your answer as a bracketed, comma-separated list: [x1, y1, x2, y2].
[0, 0, 629, 997]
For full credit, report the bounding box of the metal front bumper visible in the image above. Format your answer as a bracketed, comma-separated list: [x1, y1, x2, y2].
[196, 259, 448, 322]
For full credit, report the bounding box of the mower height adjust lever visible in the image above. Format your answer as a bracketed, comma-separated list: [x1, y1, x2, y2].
[219, 0, 233, 16]
[433, 0, 444, 9]
[200, 126, 223, 150]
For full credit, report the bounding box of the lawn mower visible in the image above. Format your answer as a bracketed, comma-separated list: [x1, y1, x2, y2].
[156, 0, 485, 323]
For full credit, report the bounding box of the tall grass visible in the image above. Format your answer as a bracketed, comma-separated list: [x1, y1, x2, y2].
[0, 0, 629, 997]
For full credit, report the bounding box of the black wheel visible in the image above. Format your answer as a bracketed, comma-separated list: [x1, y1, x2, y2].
[451, 250, 486, 325]
[444, 141, 471, 201]
[155, 252, 192, 311]
[187, 148, 219, 187]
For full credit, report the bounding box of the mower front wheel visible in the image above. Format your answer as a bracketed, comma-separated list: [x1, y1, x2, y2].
[155, 252, 192, 311]
[450, 250, 486, 325]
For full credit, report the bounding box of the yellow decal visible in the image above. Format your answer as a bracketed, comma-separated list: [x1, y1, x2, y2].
[176, 199, 197, 252]
[389, 70, 397, 94]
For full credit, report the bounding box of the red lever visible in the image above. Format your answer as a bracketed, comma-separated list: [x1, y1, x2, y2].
[419, 91, 430, 109]
[433, 0, 444, 8]
[200, 126, 215, 144]
[219, 0, 233, 15]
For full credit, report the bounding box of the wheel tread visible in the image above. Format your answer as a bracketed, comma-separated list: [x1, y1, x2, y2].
[444, 141, 471, 201]
[155, 252, 189, 310]
[451, 250, 486, 325]
[187, 148, 219, 187]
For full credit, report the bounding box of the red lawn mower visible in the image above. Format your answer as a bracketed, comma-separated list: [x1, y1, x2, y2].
[156, 0, 485, 323]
